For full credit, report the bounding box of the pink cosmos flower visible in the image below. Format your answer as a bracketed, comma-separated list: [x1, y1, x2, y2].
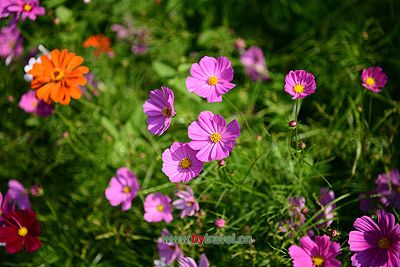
[0, 191, 15, 221]
[188, 111, 240, 162]
[315, 188, 336, 228]
[157, 229, 183, 265]
[6, 179, 31, 210]
[19, 90, 54, 117]
[284, 70, 316, 99]
[178, 254, 209, 267]
[143, 86, 175, 135]
[104, 167, 140, 211]
[172, 186, 199, 218]
[215, 218, 225, 228]
[240, 46, 269, 82]
[361, 66, 387, 93]
[6, 0, 45, 21]
[143, 192, 173, 223]
[0, 25, 23, 65]
[288, 235, 341, 267]
[375, 169, 400, 209]
[186, 56, 235, 102]
[162, 142, 204, 183]
[349, 210, 400, 267]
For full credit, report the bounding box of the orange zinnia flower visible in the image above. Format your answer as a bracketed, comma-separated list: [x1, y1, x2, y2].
[28, 49, 89, 105]
[83, 34, 114, 57]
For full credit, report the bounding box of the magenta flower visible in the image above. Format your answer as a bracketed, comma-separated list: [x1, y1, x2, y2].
[157, 229, 182, 265]
[186, 56, 235, 102]
[172, 186, 199, 218]
[0, 191, 15, 221]
[361, 66, 387, 93]
[131, 44, 148, 55]
[349, 210, 400, 267]
[162, 142, 204, 183]
[0, 1, 11, 17]
[279, 196, 306, 234]
[143, 192, 173, 223]
[178, 254, 209, 267]
[284, 70, 316, 99]
[7, 179, 31, 210]
[19, 90, 54, 117]
[6, 0, 45, 21]
[315, 188, 336, 228]
[375, 169, 400, 209]
[188, 111, 240, 162]
[288, 235, 341, 267]
[215, 218, 225, 228]
[143, 86, 175, 135]
[240, 46, 269, 82]
[0, 25, 23, 65]
[104, 167, 140, 211]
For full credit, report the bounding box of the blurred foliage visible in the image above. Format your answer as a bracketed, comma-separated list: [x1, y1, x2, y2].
[0, 0, 399, 266]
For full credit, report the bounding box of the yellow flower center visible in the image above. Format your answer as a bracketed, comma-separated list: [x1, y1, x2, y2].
[365, 77, 375, 86]
[185, 201, 193, 207]
[208, 76, 218, 86]
[378, 237, 390, 249]
[18, 227, 28, 237]
[157, 204, 164, 212]
[51, 68, 65, 82]
[312, 256, 325, 267]
[179, 157, 191, 169]
[210, 132, 222, 143]
[24, 4, 32, 12]
[122, 186, 131, 193]
[32, 101, 38, 108]
[162, 107, 172, 117]
[293, 84, 305, 93]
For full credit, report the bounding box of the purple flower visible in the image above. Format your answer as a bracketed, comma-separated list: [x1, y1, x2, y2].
[104, 167, 140, 211]
[284, 70, 316, 99]
[215, 218, 225, 228]
[186, 56, 236, 102]
[157, 229, 182, 265]
[162, 142, 204, 183]
[359, 192, 377, 213]
[361, 66, 387, 93]
[6, 0, 45, 21]
[188, 111, 240, 162]
[178, 254, 209, 267]
[288, 235, 341, 267]
[0, 1, 11, 18]
[19, 90, 54, 117]
[240, 46, 269, 82]
[6, 179, 31, 210]
[349, 210, 400, 267]
[143, 192, 173, 223]
[375, 169, 400, 209]
[279, 196, 306, 234]
[143, 86, 175, 135]
[172, 186, 199, 218]
[315, 188, 336, 228]
[132, 44, 148, 55]
[0, 25, 23, 65]
[111, 24, 129, 39]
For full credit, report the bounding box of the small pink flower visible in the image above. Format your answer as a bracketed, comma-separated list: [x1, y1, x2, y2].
[361, 66, 387, 93]
[315, 188, 336, 228]
[172, 186, 199, 218]
[143, 86, 175, 135]
[349, 210, 400, 267]
[289, 235, 341, 267]
[157, 229, 182, 264]
[6, 0, 45, 21]
[240, 46, 269, 82]
[188, 111, 240, 162]
[375, 169, 400, 209]
[186, 56, 235, 102]
[6, 179, 31, 210]
[19, 90, 54, 117]
[0, 191, 15, 221]
[215, 218, 225, 228]
[178, 254, 209, 267]
[284, 70, 316, 99]
[143, 192, 173, 223]
[29, 185, 43, 196]
[162, 142, 204, 183]
[105, 167, 140, 211]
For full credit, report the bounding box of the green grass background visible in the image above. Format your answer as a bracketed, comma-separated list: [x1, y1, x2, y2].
[0, 0, 399, 266]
